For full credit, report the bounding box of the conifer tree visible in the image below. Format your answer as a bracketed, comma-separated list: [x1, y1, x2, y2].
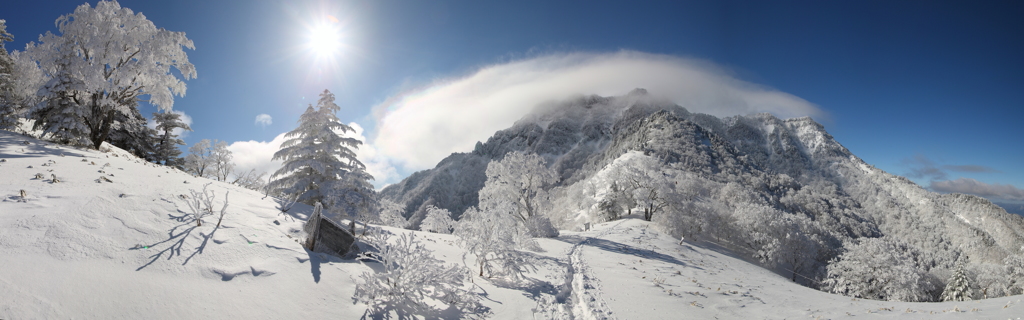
[0, 19, 15, 126]
[151, 111, 191, 166]
[941, 259, 974, 302]
[269, 89, 374, 218]
[107, 106, 155, 159]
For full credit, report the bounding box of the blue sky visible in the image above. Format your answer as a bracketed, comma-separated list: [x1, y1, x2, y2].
[4, 0, 1023, 209]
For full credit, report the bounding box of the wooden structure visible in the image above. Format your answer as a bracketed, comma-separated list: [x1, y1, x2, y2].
[304, 202, 357, 257]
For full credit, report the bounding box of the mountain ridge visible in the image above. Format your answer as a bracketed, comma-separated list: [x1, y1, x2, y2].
[381, 89, 1024, 297]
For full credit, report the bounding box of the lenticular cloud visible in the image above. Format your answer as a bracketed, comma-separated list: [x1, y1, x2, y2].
[371, 51, 823, 172]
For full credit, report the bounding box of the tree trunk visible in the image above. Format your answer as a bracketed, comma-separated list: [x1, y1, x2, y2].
[90, 108, 116, 150]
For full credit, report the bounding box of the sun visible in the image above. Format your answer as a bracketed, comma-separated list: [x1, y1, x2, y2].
[308, 23, 342, 57]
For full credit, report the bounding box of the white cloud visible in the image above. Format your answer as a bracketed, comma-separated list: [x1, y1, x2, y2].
[146, 110, 193, 138]
[227, 122, 398, 189]
[226, 132, 287, 182]
[255, 114, 273, 127]
[371, 50, 823, 172]
[930, 178, 1024, 201]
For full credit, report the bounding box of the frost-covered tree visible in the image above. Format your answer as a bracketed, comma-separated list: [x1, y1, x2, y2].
[377, 198, 408, 229]
[184, 139, 231, 180]
[0, 19, 15, 127]
[611, 152, 672, 221]
[421, 205, 455, 234]
[269, 89, 374, 218]
[354, 227, 484, 317]
[210, 140, 233, 182]
[479, 151, 557, 222]
[25, 0, 195, 149]
[455, 203, 536, 281]
[1006, 255, 1024, 295]
[107, 106, 155, 159]
[0, 37, 47, 131]
[824, 237, 939, 302]
[231, 169, 267, 192]
[184, 139, 213, 177]
[151, 111, 191, 166]
[0, 19, 12, 71]
[941, 259, 973, 302]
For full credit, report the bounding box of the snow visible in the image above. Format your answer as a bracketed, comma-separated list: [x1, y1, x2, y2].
[2, 129, 1024, 319]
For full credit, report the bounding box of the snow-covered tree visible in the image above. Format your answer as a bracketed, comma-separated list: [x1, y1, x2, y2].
[269, 89, 374, 218]
[823, 237, 939, 302]
[107, 106, 155, 159]
[610, 152, 673, 221]
[0, 41, 47, 131]
[354, 227, 484, 317]
[183, 139, 232, 180]
[1007, 255, 1024, 295]
[421, 205, 455, 234]
[941, 258, 973, 302]
[26, 0, 195, 149]
[479, 151, 557, 222]
[455, 203, 537, 281]
[210, 140, 233, 182]
[377, 198, 408, 229]
[151, 111, 191, 166]
[231, 169, 267, 192]
[0, 19, 15, 128]
[184, 139, 213, 177]
[0, 19, 12, 66]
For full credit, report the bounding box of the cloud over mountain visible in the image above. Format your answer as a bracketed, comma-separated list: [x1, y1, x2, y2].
[371, 51, 823, 171]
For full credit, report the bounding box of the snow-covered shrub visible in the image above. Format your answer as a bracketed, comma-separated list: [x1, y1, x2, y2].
[420, 205, 454, 234]
[455, 204, 537, 281]
[354, 227, 484, 317]
[823, 237, 939, 302]
[183, 183, 228, 227]
[525, 215, 558, 238]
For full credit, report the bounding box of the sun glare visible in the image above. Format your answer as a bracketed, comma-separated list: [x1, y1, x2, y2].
[308, 23, 342, 58]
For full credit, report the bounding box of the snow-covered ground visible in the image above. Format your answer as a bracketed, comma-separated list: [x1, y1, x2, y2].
[1, 129, 1022, 319]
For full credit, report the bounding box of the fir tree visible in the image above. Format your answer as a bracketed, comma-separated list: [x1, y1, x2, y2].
[941, 258, 974, 302]
[269, 89, 374, 218]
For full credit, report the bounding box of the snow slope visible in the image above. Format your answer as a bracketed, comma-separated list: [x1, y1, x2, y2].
[1, 129, 1022, 319]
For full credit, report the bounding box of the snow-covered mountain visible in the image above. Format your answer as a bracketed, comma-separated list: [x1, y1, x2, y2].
[2, 119, 1024, 318]
[382, 89, 1024, 296]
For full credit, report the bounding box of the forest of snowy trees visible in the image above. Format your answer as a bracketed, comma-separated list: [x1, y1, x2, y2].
[378, 90, 1024, 303]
